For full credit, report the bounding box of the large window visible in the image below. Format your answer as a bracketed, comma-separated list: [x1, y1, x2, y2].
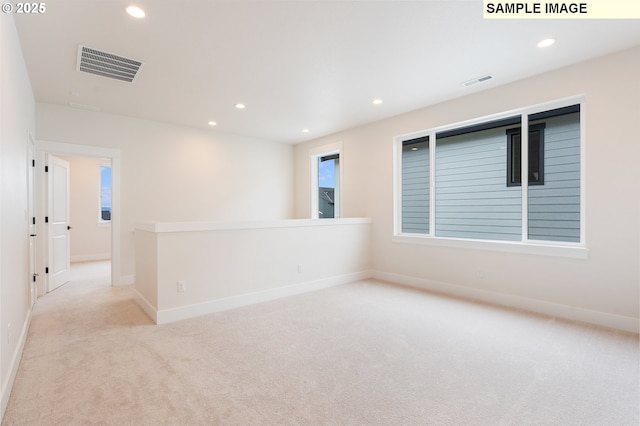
[395, 100, 583, 248]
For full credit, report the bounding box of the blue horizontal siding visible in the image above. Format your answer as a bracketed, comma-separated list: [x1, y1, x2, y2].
[435, 127, 521, 241]
[402, 141, 429, 234]
[528, 113, 580, 242]
[400, 109, 581, 243]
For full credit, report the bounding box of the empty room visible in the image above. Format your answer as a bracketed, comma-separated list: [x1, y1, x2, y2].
[1, 1, 639, 425]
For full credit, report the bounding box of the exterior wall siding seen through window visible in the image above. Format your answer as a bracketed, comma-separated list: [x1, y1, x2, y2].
[528, 112, 580, 242]
[402, 137, 430, 234]
[397, 102, 582, 245]
[435, 125, 522, 241]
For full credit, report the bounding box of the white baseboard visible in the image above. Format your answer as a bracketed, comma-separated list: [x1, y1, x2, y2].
[1, 308, 32, 419]
[134, 289, 157, 323]
[70, 253, 111, 263]
[155, 271, 373, 325]
[374, 270, 639, 334]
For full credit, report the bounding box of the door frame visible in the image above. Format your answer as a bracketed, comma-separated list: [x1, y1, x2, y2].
[35, 140, 121, 290]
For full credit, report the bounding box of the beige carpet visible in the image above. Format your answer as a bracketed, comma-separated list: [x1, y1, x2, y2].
[3, 263, 639, 425]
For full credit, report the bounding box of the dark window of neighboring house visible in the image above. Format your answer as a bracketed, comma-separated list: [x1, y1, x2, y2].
[506, 123, 546, 187]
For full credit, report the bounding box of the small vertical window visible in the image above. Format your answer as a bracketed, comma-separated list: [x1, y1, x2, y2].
[507, 123, 545, 187]
[100, 164, 112, 221]
[318, 154, 339, 218]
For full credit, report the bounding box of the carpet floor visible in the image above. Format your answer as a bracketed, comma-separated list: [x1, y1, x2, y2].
[3, 262, 639, 425]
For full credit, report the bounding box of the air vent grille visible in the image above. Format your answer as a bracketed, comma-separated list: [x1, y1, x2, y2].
[463, 74, 494, 87]
[77, 45, 143, 83]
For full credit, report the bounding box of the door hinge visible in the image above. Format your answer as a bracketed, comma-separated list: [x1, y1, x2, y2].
[32, 274, 38, 282]
[45, 165, 48, 172]
[32, 159, 35, 167]
[32, 217, 36, 225]
[45, 217, 49, 223]
[45, 267, 49, 274]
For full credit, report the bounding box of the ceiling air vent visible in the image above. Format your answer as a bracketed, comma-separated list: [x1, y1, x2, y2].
[462, 74, 494, 87]
[76, 45, 143, 83]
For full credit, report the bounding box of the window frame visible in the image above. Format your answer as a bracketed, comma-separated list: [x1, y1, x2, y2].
[98, 162, 112, 225]
[310, 142, 343, 220]
[393, 95, 587, 258]
[506, 123, 546, 187]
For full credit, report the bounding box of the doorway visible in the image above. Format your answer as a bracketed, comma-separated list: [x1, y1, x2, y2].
[35, 140, 121, 295]
[58, 155, 113, 290]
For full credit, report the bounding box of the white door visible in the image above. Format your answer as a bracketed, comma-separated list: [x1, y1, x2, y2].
[48, 155, 71, 292]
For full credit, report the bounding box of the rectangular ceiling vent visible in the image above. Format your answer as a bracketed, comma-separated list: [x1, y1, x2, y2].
[76, 45, 143, 83]
[463, 74, 494, 87]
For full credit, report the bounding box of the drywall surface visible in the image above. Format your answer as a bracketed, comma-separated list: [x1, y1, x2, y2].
[0, 13, 36, 417]
[36, 105, 295, 278]
[134, 219, 372, 323]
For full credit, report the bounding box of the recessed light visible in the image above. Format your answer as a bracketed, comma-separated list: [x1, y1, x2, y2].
[234, 103, 246, 109]
[373, 99, 383, 105]
[208, 121, 217, 126]
[302, 129, 310, 133]
[126, 5, 145, 18]
[537, 38, 556, 48]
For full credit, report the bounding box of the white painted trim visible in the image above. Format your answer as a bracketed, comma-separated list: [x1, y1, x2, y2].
[134, 289, 157, 323]
[374, 270, 639, 334]
[154, 271, 372, 325]
[1, 309, 32, 417]
[119, 275, 135, 286]
[135, 217, 372, 233]
[70, 253, 111, 263]
[392, 234, 589, 259]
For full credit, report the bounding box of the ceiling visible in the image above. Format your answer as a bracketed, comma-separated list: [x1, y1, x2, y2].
[14, 1, 640, 144]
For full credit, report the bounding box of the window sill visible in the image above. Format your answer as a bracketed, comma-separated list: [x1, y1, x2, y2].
[392, 234, 588, 259]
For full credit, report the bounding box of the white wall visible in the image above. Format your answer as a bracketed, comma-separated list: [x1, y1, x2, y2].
[36, 105, 295, 280]
[134, 219, 372, 324]
[61, 156, 111, 262]
[294, 47, 640, 328]
[0, 13, 36, 416]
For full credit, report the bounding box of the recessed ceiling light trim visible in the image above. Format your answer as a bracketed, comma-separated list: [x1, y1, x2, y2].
[234, 103, 246, 109]
[462, 74, 494, 87]
[126, 5, 145, 18]
[77, 45, 143, 83]
[537, 37, 556, 48]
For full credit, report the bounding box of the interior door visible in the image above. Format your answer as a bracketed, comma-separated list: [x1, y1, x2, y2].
[48, 155, 71, 292]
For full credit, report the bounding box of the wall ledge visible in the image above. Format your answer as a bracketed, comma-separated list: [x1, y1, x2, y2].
[135, 217, 372, 233]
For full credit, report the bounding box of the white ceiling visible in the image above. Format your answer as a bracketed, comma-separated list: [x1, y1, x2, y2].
[14, 1, 640, 144]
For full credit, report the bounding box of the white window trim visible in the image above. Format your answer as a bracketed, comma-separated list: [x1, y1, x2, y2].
[393, 95, 587, 259]
[310, 142, 343, 219]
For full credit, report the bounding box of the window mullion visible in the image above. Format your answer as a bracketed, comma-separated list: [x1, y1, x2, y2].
[521, 114, 529, 242]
